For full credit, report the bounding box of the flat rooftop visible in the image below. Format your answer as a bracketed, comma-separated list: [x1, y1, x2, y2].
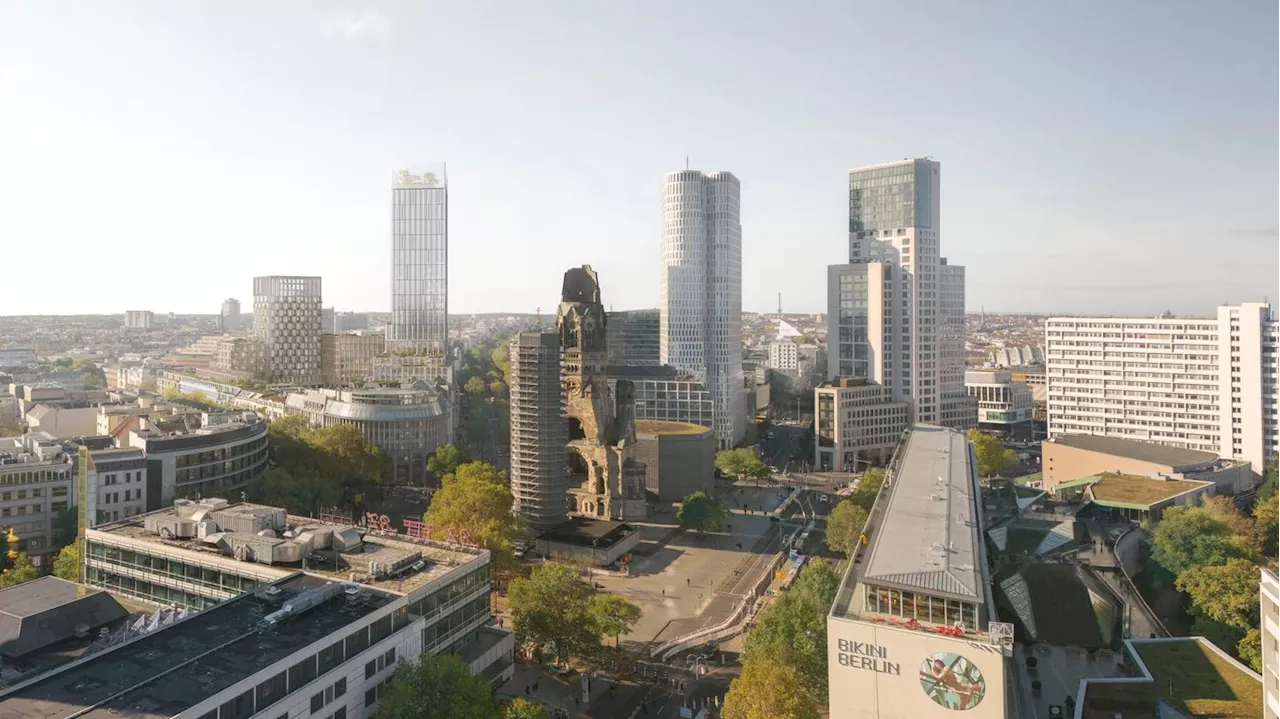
[1086, 472, 1211, 508]
[93, 502, 485, 595]
[831, 425, 985, 621]
[1081, 639, 1262, 718]
[538, 517, 637, 549]
[635, 420, 709, 436]
[1049, 434, 1219, 468]
[0, 574, 396, 719]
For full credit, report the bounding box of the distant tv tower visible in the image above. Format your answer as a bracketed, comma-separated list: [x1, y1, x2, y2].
[777, 292, 782, 316]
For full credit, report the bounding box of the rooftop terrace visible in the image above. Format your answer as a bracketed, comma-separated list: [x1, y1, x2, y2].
[1055, 472, 1211, 509]
[1049, 434, 1221, 469]
[0, 574, 395, 719]
[91, 501, 486, 596]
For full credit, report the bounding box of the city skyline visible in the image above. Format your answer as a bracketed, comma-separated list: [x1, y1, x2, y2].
[1, 2, 1275, 317]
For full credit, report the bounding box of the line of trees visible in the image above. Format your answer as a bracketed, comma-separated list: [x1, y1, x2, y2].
[967, 430, 1018, 479]
[715, 448, 770, 484]
[457, 338, 513, 454]
[372, 653, 549, 719]
[506, 561, 642, 664]
[722, 562, 840, 719]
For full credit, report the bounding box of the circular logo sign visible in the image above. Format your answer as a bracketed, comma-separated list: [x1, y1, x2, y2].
[919, 652, 986, 710]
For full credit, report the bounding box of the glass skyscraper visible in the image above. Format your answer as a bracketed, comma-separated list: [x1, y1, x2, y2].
[389, 167, 448, 354]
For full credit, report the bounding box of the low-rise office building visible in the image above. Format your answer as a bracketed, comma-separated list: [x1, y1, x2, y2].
[965, 369, 1033, 439]
[814, 378, 910, 472]
[0, 431, 75, 569]
[0, 498, 514, 719]
[827, 424, 1011, 718]
[126, 411, 270, 506]
[1041, 433, 1254, 495]
[606, 365, 716, 430]
[1050, 470, 1215, 522]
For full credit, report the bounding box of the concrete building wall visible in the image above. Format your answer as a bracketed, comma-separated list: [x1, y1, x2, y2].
[25, 405, 99, 438]
[1041, 440, 1254, 495]
[634, 421, 715, 501]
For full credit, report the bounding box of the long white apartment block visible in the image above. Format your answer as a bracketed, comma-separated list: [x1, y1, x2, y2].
[1045, 302, 1278, 478]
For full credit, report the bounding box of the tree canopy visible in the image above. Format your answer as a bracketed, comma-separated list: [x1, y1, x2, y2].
[740, 562, 839, 703]
[722, 660, 819, 719]
[427, 444, 469, 480]
[677, 490, 730, 533]
[52, 543, 79, 581]
[501, 698, 547, 719]
[424, 461, 521, 566]
[372, 654, 501, 719]
[1150, 496, 1258, 579]
[967, 430, 1017, 478]
[0, 552, 40, 589]
[715, 448, 770, 482]
[590, 593, 642, 650]
[825, 499, 868, 557]
[0, 527, 18, 572]
[848, 467, 885, 511]
[254, 415, 387, 513]
[507, 562, 602, 664]
[1176, 557, 1259, 633]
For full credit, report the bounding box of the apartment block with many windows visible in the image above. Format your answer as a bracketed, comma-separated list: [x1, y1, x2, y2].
[1045, 302, 1278, 478]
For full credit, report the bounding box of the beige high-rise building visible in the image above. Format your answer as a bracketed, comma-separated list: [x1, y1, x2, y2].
[1046, 302, 1278, 478]
[829, 159, 974, 431]
[252, 276, 322, 385]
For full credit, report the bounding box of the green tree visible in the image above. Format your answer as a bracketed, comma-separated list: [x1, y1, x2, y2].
[52, 543, 79, 581]
[1237, 628, 1263, 674]
[312, 423, 385, 482]
[490, 339, 512, 384]
[372, 654, 501, 719]
[248, 466, 343, 516]
[722, 660, 819, 719]
[0, 414, 23, 436]
[427, 445, 469, 479]
[825, 499, 869, 556]
[507, 562, 602, 664]
[502, 698, 547, 719]
[424, 462, 521, 566]
[967, 430, 1017, 478]
[849, 467, 885, 511]
[1254, 491, 1280, 555]
[464, 376, 487, 395]
[1150, 497, 1258, 579]
[52, 507, 78, 550]
[161, 386, 181, 400]
[0, 552, 40, 589]
[0, 527, 16, 572]
[677, 490, 730, 533]
[1177, 557, 1259, 632]
[715, 448, 770, 483]
[742, 562, 839, 703]
[53, 357, 73, 369]
[590, 593, 642, 650]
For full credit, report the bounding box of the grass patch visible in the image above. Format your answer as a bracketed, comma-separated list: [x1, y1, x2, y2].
[1011, 472, 1042, 485]
[1087, 472, 1209, 507]
[1084, 639, 1262, 719]
[634, 420, 709, 435]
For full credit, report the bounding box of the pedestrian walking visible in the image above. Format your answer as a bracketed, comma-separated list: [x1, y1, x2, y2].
[533, 681, 539, 692]
[524, 685, 530, 697]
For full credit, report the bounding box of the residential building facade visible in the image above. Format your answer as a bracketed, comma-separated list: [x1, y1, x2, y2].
[220, 297, 241, 332]
[124, 310, 153, 330]
[1045, 302, 1278, 478]
[768, 341, 799, 374]
[126, 411, 270, 506]
[389, 168, 449, 354]
[660, 169, 745, 449]
[253, 275, 322, 385]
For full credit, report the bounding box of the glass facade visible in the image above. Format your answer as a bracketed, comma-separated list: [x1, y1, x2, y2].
[173, 434, 269, 496]
[85, 540, 266, 609]
[863, 583, 977, 630]
[390, 169, 448, 354]
[849, 160, 935, 233]
[836, 269, 870, 378]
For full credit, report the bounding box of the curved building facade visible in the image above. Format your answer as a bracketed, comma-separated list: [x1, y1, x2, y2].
[285, 382, 451, 485]
[129, 413, 270, 506]
[660, 170, 745, 449]
[633, 420, 714, 502]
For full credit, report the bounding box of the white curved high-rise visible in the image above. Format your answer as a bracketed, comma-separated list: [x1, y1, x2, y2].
[660, 170, 745, 449]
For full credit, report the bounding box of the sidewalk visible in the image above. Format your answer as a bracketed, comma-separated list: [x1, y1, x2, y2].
[495, 660, 619, 718]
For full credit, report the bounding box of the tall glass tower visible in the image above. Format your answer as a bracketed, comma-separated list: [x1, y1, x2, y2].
[389, 166, 448, 354]
[660, 170, 745, 449]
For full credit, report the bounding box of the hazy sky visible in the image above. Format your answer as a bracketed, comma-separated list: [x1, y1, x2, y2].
[2, 1, 1276, 317]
